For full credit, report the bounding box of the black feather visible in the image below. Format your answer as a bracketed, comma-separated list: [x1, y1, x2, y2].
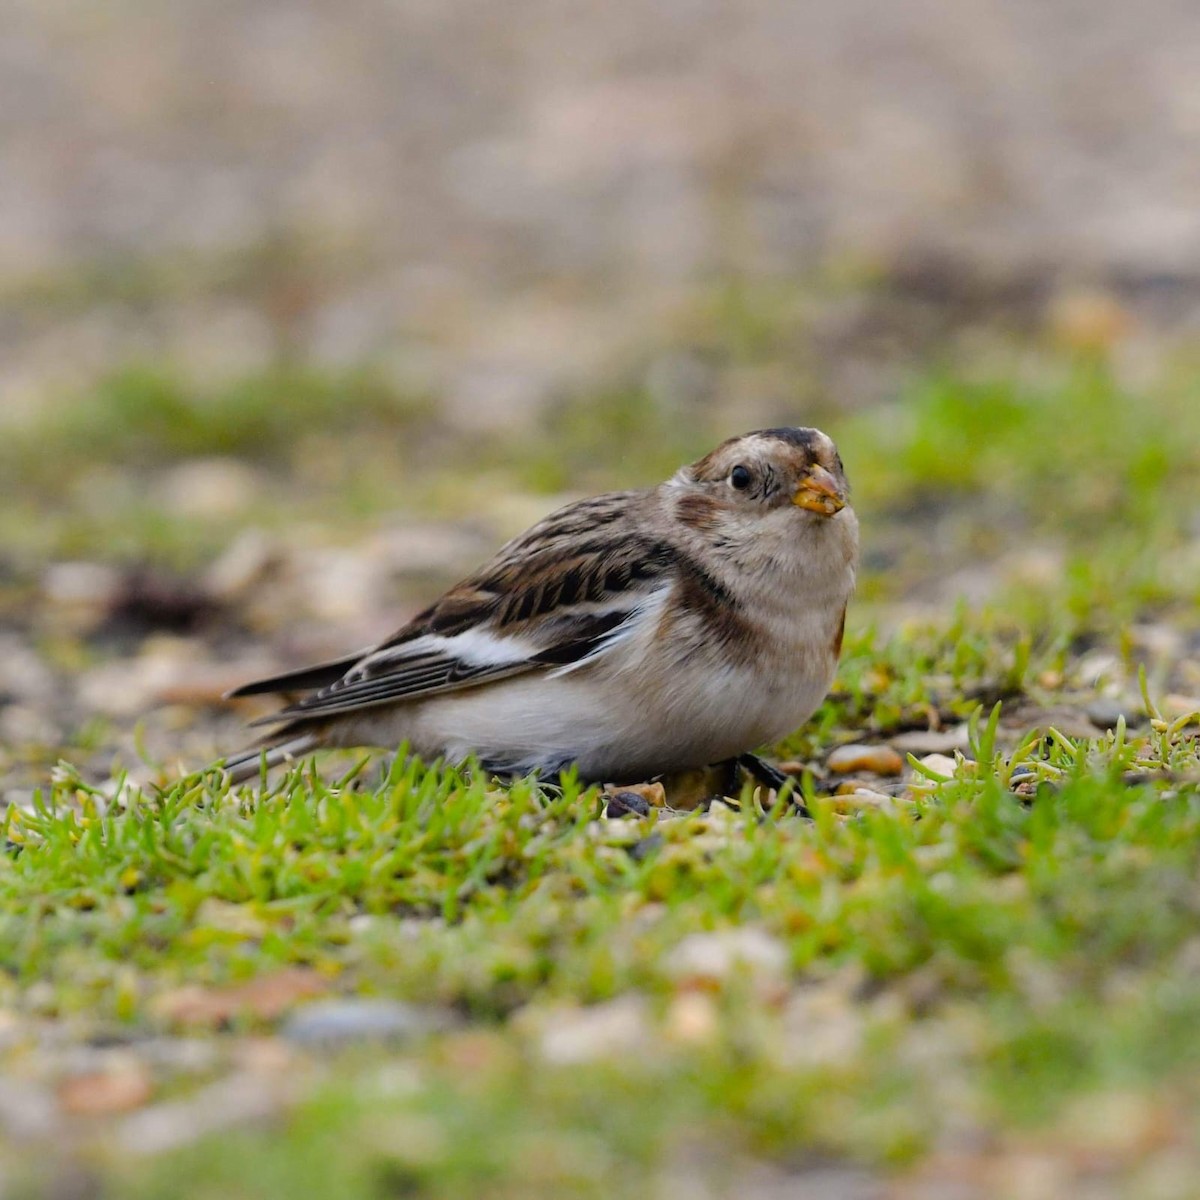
[224, 653, 366, 699]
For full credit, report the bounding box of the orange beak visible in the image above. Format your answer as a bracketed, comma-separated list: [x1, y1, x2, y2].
[792, 465, 847, 515]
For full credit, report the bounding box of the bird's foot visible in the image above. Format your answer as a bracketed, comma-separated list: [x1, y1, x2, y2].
[731, 753, 810, 818]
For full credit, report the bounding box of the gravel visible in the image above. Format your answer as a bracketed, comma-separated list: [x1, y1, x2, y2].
[282, 1000, 453, 1048]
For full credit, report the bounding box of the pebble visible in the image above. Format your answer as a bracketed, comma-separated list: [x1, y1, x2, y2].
[627, 834, 664, 862]
[605, 791, 651, 819]
[0, 1010, 22, 1050]
[833, 788, 906, 814]
[155, 458, 263, 519]
[665, 927, 788, 986]
[615, 781, 666, 809]
[40, 561, 123, 631]
[151, 968, 329, 1028]
[889, 726, 970, 755]
[664, 992, 718, 1045]
[1086, 698, 1143, 730]
[116, 1071, 286, 1157]
[916, 753, 959, 778]
[0, 636, 58, 705]
[41, 560, 122, 609]
[780, 986, 865, 1069]
[0, 1079, 57, 1139]
[774, 761, 808, 776]
[58, 1064, 154, 1116]
[826, 745, 904, 777]
[78, 639, 208, 718]
[533, 996, 651, 1066]
[1047, 286, 1132, 353]
[1, 705, 63, 746]
[282, 999, 450, 1047]
[202, 529, 281, 601]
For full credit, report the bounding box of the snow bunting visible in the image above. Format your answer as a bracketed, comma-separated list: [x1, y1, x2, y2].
[223, 427, 858, 789]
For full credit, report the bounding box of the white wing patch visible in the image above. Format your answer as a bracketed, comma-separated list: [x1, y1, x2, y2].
[546, 584, 670, 678]
[349, 626, 542, 682]
[252, 586, 667, 725]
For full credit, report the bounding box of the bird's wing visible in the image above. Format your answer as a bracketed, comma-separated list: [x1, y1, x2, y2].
[248, 490, 679, 725]
[225, 653, 370, 698]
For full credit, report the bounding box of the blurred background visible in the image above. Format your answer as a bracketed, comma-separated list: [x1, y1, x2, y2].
[5, 9, 1200, 1194]
[3, 0, 1200, 785]
[5, 0, 1200, 403]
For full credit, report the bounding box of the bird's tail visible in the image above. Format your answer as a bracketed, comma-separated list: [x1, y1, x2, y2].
[220, 729, 321, 785]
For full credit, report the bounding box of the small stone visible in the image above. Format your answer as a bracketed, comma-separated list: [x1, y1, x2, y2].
[1, 705, 62, 746]
[0, 635, 57, 704]
[533, 996, 651, 1065]
[627, 834, 664, 862]
[0, 1009, 22, 1049]
[203, 529, 281, 601]
[889, 726, 970, 755]
[916, 753, 959, 778]
[664, 992, 718, 1045]
[1086, 698, 1143, 730]
[232, 1038, 295, 1073]
[780, 986, 865, 1068]
[605, 790, 652, 819]
[155, 457, 263, 519]
[41, 561, 123, 630]
[1047, 286, 1132, 353]
[116, 1072, 285, 1157]
[774, 761, 808, 776]
[833, 788, 903, 813]
[282, 999, 449, 1047]
[42, 560, 122, 608]
[58, 1064, 154, 1116]
[590, 818, 643, 845]
[665, 927, 788, 986]
[135, 1038, 219, 1074]
[151, 968, 329, 1029]
[827, 744, 905, 776]
[0, 1079, 57, 1138]
[1077, 651, 1122, 687]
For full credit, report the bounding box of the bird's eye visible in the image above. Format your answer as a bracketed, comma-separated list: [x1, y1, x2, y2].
[729, 464, 753, 491]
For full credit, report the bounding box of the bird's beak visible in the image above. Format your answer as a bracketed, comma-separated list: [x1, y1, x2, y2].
[793, 465, 847, 515]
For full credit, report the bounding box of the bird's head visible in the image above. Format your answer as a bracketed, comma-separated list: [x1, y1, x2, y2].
[669, 427, 852, 538]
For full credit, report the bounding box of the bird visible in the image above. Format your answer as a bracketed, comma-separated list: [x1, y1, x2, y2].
[222, 426, 858, 797]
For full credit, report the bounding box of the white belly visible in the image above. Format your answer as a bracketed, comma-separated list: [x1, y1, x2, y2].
[343, 619, 838, 782]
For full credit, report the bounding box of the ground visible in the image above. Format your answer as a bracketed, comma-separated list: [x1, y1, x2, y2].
[1, 286, 1199, 1198]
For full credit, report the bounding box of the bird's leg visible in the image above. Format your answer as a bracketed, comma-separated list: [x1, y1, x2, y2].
[734, 753, 810, 818]
[692, 757, 744, 813]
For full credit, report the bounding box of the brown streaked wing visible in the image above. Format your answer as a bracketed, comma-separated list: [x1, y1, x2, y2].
[250, 489, 676, 724]
[250, 606, 648, 724]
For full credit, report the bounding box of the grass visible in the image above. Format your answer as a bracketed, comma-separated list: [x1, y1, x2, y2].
[5, 337, 1198, 616]
[5, 697, 1200, 1197]
[0, 365, 436, 566]
[3, 298, 1200, 1195]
